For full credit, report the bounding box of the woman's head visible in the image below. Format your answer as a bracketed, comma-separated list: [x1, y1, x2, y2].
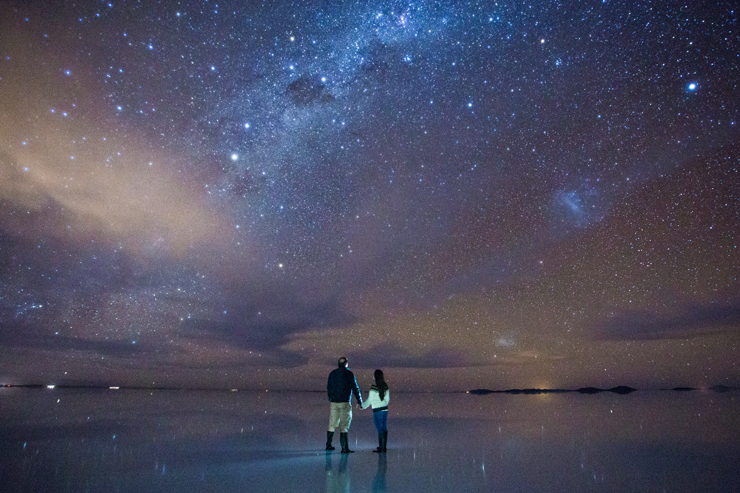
[374, 369, 384, 383]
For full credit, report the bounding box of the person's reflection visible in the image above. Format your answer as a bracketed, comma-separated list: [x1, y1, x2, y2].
[325, 452, 350, 493]
[372, 452, 387, 493]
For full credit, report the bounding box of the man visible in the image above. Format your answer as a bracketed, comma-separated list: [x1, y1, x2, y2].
[326, 356, 363, 453]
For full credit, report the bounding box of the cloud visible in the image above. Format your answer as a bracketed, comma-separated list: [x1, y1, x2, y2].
[0, 318, 145, 358]
[0, 144, 226, 259]
[179, 286, 358, 357]
[346, 342, 570, 370]
[594, 302, 740, 341]
[346, 342, 469, 369]
[0, 29, 232, 260]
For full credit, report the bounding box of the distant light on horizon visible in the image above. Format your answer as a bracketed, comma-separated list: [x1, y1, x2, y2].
[46, 385, 55, 389]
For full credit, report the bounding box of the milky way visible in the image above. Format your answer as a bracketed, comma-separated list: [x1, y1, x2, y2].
[1, 0, 738, 390]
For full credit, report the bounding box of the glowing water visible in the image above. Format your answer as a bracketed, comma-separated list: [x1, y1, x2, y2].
[1, 388, 738, 492]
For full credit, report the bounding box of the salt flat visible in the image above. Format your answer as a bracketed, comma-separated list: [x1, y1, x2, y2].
[1, 388, 738, 492]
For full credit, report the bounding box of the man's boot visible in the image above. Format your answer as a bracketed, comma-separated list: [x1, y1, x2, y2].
[373, 433, 383, 453]
[340, 432, 354, 453]
[326, 431, 335, 451]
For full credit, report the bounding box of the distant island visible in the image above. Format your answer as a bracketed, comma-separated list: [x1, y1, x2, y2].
[466, 385, 738, 395]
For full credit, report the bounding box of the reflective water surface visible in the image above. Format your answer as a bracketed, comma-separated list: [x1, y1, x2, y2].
[1, 388, 739, 492]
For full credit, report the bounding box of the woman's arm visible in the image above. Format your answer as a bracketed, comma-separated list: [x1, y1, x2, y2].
[362, 389, 377, 409]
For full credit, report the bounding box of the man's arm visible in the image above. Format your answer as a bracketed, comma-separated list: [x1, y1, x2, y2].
[352, 375, 363, 406]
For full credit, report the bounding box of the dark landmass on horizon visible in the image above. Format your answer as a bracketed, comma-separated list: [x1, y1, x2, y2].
[466, 385, 739, 395]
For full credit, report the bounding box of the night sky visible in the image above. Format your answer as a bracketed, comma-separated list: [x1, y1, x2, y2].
[1, 0, 738, 391]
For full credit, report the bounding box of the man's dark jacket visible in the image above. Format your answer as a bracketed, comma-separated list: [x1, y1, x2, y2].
[327, 366, 363, 405]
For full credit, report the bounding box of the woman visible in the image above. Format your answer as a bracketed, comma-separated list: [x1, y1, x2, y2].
[362, 369, 389, 453]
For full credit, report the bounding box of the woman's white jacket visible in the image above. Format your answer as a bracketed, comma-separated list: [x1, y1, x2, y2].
[361, 388, 389, 410]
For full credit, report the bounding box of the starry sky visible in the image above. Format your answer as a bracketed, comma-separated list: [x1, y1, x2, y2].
[1, 0, 739, 391]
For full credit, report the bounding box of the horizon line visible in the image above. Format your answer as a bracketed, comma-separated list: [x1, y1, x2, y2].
[2, 383, 738, 393]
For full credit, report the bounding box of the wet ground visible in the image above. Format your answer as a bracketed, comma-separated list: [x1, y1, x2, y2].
[2, 387, 739, 492]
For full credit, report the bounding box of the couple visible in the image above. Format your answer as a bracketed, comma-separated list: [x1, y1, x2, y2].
[326, 356, 389, 454]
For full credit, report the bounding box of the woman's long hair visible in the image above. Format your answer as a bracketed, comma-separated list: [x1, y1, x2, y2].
[374, 369, 388, 400]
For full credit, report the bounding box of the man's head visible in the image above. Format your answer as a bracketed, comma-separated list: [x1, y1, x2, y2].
[338, 356, 348, 368]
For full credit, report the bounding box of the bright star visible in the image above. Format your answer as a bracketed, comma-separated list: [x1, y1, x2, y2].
[687, 82, 697, 91]
[231, 153, 238, 160]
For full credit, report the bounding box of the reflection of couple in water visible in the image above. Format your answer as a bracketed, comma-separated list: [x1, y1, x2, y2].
[325, 452, 387, 493]
[325, 357, 390, 454]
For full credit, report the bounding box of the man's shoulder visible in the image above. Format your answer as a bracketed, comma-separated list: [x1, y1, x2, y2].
[334, 367, 356, 381]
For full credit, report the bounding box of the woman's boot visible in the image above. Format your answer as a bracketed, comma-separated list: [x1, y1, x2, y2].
[373, 433, 383, 453]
